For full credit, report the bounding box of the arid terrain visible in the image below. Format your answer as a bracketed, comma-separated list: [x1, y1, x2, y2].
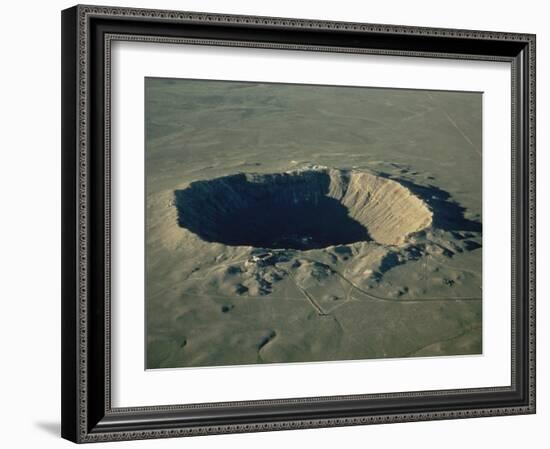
[145, 78, 482, 369]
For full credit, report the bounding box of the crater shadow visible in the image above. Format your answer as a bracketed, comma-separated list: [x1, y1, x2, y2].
[378, 174, 482, 234]
[175, 171, 371, 250]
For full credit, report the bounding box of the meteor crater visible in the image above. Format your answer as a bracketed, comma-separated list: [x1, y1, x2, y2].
[175, 168, 433, 250]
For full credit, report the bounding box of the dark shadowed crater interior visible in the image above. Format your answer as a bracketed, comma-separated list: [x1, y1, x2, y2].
[175, 171, 370, 250]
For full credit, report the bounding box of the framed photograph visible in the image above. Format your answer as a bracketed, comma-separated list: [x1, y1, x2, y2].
[61, 4, 536, 443]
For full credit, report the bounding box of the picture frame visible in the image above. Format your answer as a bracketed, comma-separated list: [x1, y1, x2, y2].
[61, 4, 536, 443]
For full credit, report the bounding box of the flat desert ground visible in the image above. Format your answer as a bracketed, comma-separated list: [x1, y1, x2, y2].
[145, 78, 482, 369]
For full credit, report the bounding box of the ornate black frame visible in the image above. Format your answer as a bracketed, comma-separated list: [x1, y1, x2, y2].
[61, 4, 536, 443]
